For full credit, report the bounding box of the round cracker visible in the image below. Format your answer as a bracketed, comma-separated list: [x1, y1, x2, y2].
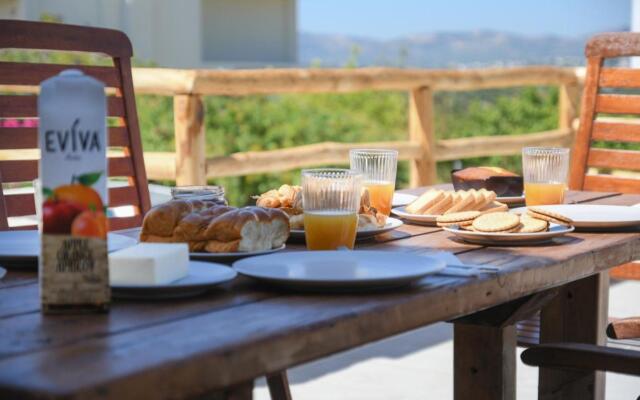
[527, 207, 573, 224]
[518, 214, 548, 233]
[472, 212, 520, 232]
[436, 211, 481, 224]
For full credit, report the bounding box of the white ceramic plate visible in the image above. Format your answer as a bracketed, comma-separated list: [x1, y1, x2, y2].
[392, 193, 418, 207]
[111, 261, 237, 299]
[512, 204, 640, 230]
[233, 250, 445, 291]
[497, 195, 526, 205]
[190, 244, 286, 264]
[289, 217, 404, 242]
[442, 223, 575, 246]
[0, 231, 137, 268]
[391, 206, 438, 226]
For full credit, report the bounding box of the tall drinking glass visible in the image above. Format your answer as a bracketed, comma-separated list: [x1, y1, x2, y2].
[522, 147, 570, 206]
[349, 149, 398, 217]
[302, 168, 362, 250]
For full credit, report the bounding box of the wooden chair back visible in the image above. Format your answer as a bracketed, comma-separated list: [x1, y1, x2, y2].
[570, 32, 640, 193]
[0, 20, 151, 231]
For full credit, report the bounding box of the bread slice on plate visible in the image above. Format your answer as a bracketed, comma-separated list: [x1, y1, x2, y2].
[424, 192, 454, 215]
[405, 189, 444, 214]
[445, 190, 475, 214]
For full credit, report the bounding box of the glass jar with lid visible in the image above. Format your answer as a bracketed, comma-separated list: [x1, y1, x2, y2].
[170, 185, 227, 205]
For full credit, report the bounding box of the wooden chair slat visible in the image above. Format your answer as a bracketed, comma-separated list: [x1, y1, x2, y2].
[4, 193, 35, 217]
[0, 62, 120, 88]
[0, 127, 130, 149]
[586, 32, 640, 58]
[595, 94, 640, 115]
[583, 174, 640, 194]
[592, 120, 640, 143]
[0, 128, 37, 149]
[109, 186, 140, 207]
[0, 160, 37, 183]
[0, 20, 132, 57]
[0, 95, 125, 117]
[0, 95, 38, 118]
[108, 156, 134, 177]
[109, 127, 130, 147]
[599, 68, 640, 88]
[587, 148, 640, 171]
[108, 215, 142, 231]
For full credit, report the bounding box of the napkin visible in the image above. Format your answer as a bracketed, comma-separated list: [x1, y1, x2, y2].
[419, 250, 499, 277]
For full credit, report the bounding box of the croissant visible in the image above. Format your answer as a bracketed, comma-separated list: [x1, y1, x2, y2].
[140, 200, 289, 253]
[255, 184, 303, 215]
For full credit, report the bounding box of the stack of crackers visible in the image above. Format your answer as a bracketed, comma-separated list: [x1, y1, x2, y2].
[436, 207, 573, 234]
[405, 188, 506, 216]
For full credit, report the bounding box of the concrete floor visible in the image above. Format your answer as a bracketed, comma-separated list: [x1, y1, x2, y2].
[254, 280, 640, 399]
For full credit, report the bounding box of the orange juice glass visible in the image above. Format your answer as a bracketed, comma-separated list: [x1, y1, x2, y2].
[522, 147, 570, 206]
[302, 169, 362, 250]
[350, 149, 398, 218]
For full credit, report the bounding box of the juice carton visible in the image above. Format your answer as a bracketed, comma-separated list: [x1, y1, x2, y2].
[38, 69, 110, 313]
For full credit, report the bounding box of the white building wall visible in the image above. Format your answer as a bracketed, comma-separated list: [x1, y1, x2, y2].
[0, 0, 296, 68]
[633, 0, 640, 67]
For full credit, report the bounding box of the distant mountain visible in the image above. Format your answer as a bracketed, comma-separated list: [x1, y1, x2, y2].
[298, 30, 624, 68]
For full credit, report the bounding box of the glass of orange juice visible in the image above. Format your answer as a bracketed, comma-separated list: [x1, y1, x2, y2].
[349, 149, 398, 218]
[522, 147, 570, 206]
[302, 168, 362, 250]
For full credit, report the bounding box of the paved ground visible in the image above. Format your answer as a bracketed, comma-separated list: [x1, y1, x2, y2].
[254, 279, 640, 399]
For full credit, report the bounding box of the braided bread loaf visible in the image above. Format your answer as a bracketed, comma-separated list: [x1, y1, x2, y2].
[140, 199, 289, 253]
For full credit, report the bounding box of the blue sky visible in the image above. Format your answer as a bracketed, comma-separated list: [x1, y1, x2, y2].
[299, 0, 629, 39]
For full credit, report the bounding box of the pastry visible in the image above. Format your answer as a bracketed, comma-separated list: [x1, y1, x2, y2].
[140, 199, 290, 253]
[451, 166, 523, 197]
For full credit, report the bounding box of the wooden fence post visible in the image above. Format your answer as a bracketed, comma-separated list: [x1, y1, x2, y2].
[174, 94, 207, 186]
[558, 83, 580, 137]
[408, 86, 436, 187]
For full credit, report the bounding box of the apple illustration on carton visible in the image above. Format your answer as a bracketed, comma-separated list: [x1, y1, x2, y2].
[42, 171, 107, 239]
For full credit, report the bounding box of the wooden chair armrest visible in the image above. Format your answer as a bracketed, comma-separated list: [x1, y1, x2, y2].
[521, 343, 640, 376]
[607, 317, 640, 340]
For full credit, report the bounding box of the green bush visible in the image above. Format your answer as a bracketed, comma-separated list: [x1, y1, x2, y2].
[136, 86, 559, 205]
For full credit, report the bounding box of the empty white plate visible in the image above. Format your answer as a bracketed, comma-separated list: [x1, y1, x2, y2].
[392, 193, 418, 207]
[0, 230, 137, 268]
[512, 205, 640, 229]
[233, 250, 445, 291]
[289, 217, 404, 242]
[111, 261, 237, 299]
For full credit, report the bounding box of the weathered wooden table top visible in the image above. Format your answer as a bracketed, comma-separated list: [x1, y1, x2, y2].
[1, 188, 640, 399]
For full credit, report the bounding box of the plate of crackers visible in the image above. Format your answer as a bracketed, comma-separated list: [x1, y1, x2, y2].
[391, 188, 507, 226]
[438, 207, 575, 245]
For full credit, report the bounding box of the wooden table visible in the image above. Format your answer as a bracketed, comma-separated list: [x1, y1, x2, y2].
[1, 188, 639, 400]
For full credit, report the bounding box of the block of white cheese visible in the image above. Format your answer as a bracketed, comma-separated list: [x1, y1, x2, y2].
[109, 243, 189, 285]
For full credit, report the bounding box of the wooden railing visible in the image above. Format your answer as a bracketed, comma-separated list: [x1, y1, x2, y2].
[132, 66, 584, 187]
[1, 66, 585, 187]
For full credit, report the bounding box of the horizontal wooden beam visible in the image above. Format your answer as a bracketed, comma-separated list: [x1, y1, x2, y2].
[206, 141, 421, 178]
[141, 129, 572, 181]
[434, 128, 573, 161]
[129, 66, 582, 96]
